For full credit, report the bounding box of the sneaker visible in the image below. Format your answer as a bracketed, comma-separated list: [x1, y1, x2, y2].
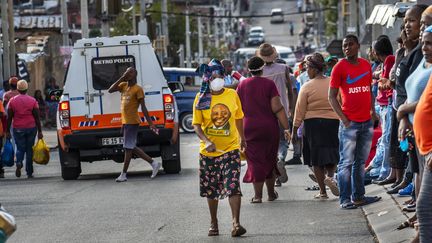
[27, 175, 34, 179]
[15, 165, 22, 178]
[285, 156, 302, 165]
[151, 161, 161, 179]
[277, 160, 288, 183]
[115, 173, 127, 182]
[398, 183, 414, 197]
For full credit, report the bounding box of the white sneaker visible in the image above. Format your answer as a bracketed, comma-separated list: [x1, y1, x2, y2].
[151, 161, 161, 179]
[115, 173, 127, 182]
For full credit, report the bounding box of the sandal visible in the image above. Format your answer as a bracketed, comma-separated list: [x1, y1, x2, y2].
[231, 224, 247, 237]
[324, 177, 340, 196]
[208, 222, 219, 236]
[250, 197, 262, 204]
[268, 191, 279, 201]
[353, 196, 382, 207]
[397, 219, 416, 230]
[314, 193, 329, 199]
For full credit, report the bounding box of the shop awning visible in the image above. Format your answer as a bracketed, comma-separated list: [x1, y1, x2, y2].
[366, 2, 414, 28]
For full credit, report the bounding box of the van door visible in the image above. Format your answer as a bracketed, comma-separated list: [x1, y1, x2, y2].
[82, 46, 135, 129]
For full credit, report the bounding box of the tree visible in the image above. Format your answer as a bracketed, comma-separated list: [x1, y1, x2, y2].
[110, 11, 133, 36]
[317, 0, 338, 38]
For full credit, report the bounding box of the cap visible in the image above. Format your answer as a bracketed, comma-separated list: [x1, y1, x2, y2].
[17, 80, 28, 91]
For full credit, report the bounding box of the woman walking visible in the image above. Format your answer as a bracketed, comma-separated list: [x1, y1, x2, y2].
[292, 53, 340, 199]
[192, 59, 246, 237]
[6, 80, 43, 178]
[236, 56, 290, 203]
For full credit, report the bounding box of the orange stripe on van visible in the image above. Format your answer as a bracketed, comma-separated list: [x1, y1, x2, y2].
[70, 111, 166, 131]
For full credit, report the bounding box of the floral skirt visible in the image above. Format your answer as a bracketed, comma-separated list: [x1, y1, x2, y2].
[199, 149, 242, 200]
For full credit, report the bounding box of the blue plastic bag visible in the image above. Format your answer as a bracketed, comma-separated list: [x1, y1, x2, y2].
[1, 139, 15, 167]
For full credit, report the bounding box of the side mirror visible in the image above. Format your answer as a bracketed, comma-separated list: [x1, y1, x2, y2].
[48, 89, 63, 102]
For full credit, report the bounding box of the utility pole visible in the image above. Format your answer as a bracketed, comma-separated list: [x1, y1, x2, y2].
[161, 0, 169, 42]
[349, 0, 358, 36]
[8, 0, 16, 76]
[185, 7, 191, 68]
[61, 0, 69, 46]
[132, 0, 136, 35]
[178, 44, 184, 67]
[139, 0, 147, 35]
[214, 8, 219, 48]
[80, 0, 89, 38]
[101, 0, 109, 37]
[198, 15, 203, 64]
[2, 0, 10, 79]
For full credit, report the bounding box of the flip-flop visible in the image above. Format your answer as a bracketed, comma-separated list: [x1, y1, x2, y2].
[305, 185, 320, 191]
[324, 177, 340, 196]
[353, 196, 382, 207]
[208, 223, 219, 236]
[231, 225, 247, 237]
[268, 191, 279, 201]
[340, 202, 358, 210]
[250, 197, 262, 204]
[308, 173, 317, 183]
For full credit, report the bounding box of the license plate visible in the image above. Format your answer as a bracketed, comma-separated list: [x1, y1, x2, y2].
[102, 137, 124, 146]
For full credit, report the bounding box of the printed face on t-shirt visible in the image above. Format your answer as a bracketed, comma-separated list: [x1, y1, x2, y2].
[211, 104, 231, 128]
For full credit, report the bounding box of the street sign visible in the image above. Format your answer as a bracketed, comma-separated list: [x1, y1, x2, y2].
[326, 39, 343, 58]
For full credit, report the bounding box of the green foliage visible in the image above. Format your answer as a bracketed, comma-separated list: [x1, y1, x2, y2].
[317, 0, 338, 37]
[111, 11, 133, 36]
[89, 29, 102, 38]
[207, 44, 228, 61]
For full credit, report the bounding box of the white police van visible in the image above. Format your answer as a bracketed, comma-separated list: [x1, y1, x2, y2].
[56, 35, 180, 180]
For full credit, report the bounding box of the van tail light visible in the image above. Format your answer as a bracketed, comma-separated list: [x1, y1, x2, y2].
[163, 94, 174, 123]
[59, 101, 71, 129]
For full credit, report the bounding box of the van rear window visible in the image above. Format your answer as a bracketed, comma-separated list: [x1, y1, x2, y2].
[91, 55, 135, 90]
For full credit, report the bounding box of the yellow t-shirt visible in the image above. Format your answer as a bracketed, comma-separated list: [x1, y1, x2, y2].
[119, 82, 145, 124]
[192, 88, 244, 157]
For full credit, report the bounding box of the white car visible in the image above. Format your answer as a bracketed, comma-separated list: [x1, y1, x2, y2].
[274, 45, 297, 67]
[271, 8, 284, 23]
[249, 26, 264, 36]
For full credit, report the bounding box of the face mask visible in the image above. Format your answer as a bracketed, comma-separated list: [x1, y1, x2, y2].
[210, 78, 224, 91]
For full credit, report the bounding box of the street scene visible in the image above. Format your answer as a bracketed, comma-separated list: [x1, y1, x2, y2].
[1, 0, 432, 243]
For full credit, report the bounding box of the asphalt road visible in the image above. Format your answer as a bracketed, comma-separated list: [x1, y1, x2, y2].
[250, 0, 302, 49]
[0, 133, 375, 243]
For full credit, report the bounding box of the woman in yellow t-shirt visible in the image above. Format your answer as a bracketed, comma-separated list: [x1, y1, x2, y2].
[192, 59, 246, 237]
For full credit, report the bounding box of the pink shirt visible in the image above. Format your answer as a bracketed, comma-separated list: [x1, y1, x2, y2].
[8, 94, 38, 129]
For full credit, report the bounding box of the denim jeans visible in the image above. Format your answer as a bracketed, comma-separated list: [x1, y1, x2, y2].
[338, 120, 373, 204]
[369, 105, 392, 179]
[13, 127, 37, 176]
[417, 153, 432, 242]
[278, 139, 289, 162]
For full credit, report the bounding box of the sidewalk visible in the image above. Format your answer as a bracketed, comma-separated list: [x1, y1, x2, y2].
[363, 183, 416, 243]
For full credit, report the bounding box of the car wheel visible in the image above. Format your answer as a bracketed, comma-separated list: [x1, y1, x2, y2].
[162, 137, 181, 174]
[59, 146, 81, 180]
[180, 113, 194, 133]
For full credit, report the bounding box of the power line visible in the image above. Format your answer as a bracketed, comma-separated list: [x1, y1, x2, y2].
[146, 8, 334, 19]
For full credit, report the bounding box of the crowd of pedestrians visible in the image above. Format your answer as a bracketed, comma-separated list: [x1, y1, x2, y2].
[191, 4, 432, 241]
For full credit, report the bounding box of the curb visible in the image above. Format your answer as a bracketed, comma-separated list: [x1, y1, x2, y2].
[363, 184, 416, 243]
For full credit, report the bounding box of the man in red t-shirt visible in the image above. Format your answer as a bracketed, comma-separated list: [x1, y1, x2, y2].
[328, 35, 381, 209]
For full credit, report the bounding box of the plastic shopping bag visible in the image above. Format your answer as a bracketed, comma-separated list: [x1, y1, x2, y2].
[32, 139, 50, 165]
[1, 139, 14, 167]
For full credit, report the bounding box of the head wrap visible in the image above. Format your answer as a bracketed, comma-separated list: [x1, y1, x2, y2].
[305, 53, 325, 72]
[195, 59, 225, 110]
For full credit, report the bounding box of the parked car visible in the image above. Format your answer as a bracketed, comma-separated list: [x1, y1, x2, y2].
[270, 8, 284, 23]
[247, 33, 265, 46]
[274, 45, 297, 67]
[163, 67, 201, 133]
[249, 26, 264, 35]
[56, 35, 180, 180]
